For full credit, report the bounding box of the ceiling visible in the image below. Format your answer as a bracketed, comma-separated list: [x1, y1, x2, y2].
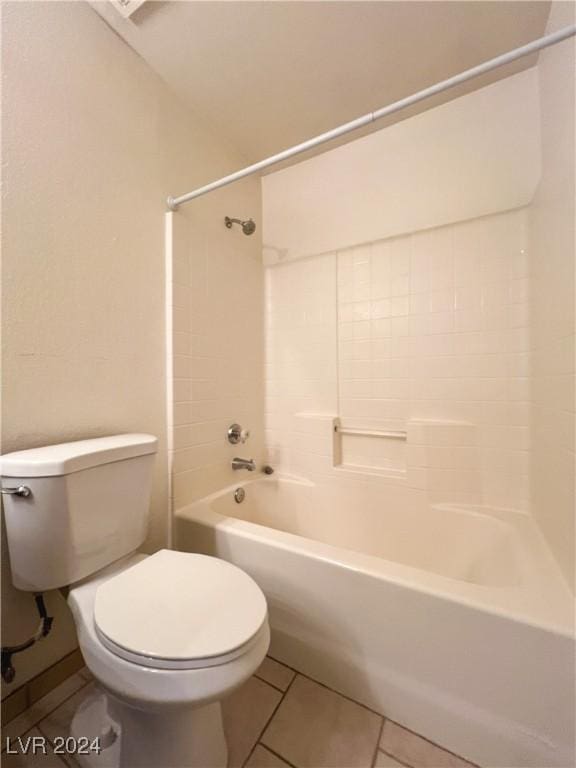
[90, 1, 551, 166]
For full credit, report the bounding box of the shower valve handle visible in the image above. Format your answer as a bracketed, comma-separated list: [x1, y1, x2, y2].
[227, 424, 250, 445]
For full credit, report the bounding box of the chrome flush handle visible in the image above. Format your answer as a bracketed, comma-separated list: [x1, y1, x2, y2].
[1, 486, 32, 498]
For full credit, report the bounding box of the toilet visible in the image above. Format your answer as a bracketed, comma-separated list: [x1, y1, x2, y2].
[1, 434, 270, 768]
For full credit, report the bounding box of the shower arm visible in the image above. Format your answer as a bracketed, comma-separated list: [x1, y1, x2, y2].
[167, 24, 576, 211]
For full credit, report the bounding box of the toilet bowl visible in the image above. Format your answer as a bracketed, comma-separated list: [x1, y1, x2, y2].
[1, 434, 269, 768]
[68, 549, 270, 768]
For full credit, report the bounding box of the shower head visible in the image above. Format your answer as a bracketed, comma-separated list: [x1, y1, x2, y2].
[241, 219, 256, 236]
[225, 216, 256, 236]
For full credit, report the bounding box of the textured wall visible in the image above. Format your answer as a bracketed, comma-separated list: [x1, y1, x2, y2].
[1, 1, 260, 694]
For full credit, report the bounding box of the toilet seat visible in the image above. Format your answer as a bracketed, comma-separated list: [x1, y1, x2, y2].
[94, 550, 268, 670]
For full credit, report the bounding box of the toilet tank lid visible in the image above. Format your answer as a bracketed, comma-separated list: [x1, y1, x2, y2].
[0, 434, 158, 478]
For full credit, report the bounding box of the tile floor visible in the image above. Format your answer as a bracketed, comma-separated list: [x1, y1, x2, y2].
[2, 656, 479, 768]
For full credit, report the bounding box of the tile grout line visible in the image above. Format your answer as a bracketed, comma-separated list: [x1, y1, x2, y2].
[253, 673, 289, 695]
[36, 716, 82, 768]
[370, 716, 386, 768]
[265, 655, 300, 675]
[6, 661, 478, 768]
[2, 678, 93, 753]
[378, 747, 414, 768]
[269, 655, 477, 767]
[1, 657, 87, 734]
[241, 672, 298, 768]
[384, 717, 480, 768]
[268, 656, 384, 720]
[257, 743, 299, 768]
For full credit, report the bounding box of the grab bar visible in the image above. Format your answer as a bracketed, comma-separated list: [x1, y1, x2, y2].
[334, 426, 407, 440]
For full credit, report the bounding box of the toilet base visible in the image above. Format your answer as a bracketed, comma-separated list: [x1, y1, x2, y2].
[71, 688, 227, 768]
[70, 690, 120, 768]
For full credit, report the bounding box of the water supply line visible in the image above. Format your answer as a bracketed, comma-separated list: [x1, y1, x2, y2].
[167, 24, 576, 211]
[1, 594, 54, 683]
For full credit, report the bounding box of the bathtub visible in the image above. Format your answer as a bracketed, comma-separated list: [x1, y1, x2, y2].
[175, 475, 575, 768]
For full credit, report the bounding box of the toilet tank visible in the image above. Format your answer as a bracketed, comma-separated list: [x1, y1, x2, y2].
[1, 434, 158, 591]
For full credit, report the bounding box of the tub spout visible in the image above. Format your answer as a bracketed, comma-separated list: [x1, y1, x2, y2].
[232, 457, 256, 471]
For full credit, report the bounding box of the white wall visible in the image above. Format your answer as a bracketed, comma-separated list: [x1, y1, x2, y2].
[530, 1, 576, 590]
[1, 1, 260, 695]
[263, 69, 540, 262]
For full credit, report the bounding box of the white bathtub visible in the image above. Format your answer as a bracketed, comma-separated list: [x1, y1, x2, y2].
[175, 475, 575, 768]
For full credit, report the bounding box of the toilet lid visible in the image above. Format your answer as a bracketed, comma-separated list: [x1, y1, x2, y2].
[94, 550, 267, 669]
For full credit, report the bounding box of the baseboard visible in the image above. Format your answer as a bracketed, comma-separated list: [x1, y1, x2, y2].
[1, 648, 84, 726]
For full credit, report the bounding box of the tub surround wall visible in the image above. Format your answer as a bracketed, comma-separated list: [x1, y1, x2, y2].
[266, 208, 531, 511]
[339, 209, 530, 509]
[167, 209, 264, 511]
[529, 2, 576, 590]
[263, 73, 538, 513]
[262, 69, 539, 262]
[1, 1, 259, 695]
[265, 252, 338, 440]
[263, 54, 574, 583]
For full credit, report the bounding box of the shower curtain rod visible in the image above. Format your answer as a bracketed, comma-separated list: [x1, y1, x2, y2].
[167, 24, 576, 211]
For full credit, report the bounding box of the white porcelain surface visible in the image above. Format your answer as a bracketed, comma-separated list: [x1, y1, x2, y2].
[193, 476, 572, 624]
[2, 439, 157, 591]
[95, 549, 268, 668]
[69, 554, 270, 710]
[0, 434, 158, 477]
[176, 475, 575, 768]
[69, 554, 270, 767]
[70, 688, 229, 768]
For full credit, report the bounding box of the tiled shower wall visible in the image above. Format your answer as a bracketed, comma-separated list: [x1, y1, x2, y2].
[265, 207, 531, 510]
[168, 209, 265, 512]
[529, 1, 575, 587]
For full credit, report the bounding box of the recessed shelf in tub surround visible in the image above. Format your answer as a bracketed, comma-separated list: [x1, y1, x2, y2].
[285, 413, 483, 494]
[277, 412, 407, 481]
[333, 416, 408, 476]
